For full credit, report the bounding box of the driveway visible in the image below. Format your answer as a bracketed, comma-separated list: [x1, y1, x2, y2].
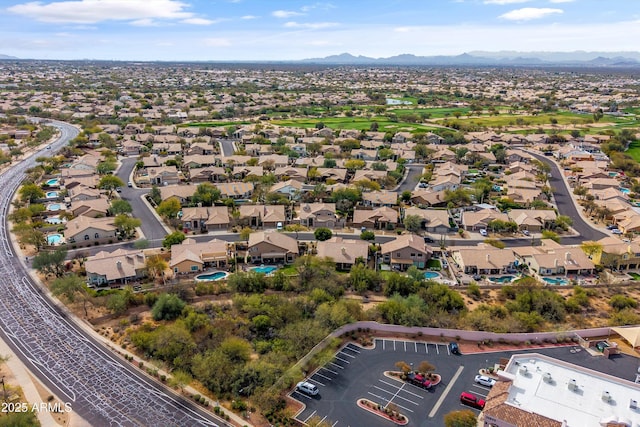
[395, 164, 425, 194]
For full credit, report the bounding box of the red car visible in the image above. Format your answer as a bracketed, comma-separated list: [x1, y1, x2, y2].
[460, 392, 485, 409]
[406, 372, 432, 389]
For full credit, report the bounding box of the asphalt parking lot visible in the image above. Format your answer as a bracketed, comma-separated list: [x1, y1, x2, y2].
[290, 340, 640, 427]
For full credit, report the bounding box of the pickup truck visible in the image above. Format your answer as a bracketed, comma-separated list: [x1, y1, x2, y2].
[406, 372, 432, 389]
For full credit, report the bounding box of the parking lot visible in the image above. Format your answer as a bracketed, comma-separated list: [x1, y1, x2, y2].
[291, 339, 640, 427]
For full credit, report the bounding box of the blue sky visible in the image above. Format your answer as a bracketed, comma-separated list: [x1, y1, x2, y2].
[1, 0, 639, 61]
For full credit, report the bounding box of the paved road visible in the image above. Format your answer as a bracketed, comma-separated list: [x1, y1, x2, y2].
[219, 138, 235, 157]
[116, 157, 170, 242]
[395, 164, 425, 194]
[0, 121, 222, 426]
[523, 150, 607, 244]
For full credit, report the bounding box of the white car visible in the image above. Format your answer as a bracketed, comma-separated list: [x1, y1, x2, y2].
[479, 229, 488, 237]
[296, 381, 319, 396]
[475, 374, 496, 387]
[611, 229, 623, 235]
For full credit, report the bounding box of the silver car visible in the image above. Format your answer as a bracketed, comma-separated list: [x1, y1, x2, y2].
[474, 374, 496, 387]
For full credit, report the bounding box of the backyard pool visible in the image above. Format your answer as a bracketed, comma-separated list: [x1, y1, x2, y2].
[252, 266, 278, 275]
[46, 191, 59, 198]
[47, 203, 62, 211]
[489, 275, 515, 283]
[195, 271, 228, 281]
[424, 271, 441, 280]
[45, 178, 60, 186]
[542, 277, 569, 285]
[46, 215, 66, 224]
[47, 234, 64, 245]
[620, 188, 631, 195]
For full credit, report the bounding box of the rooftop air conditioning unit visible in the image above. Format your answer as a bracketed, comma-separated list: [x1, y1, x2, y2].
[630, 399, 638, 409]
[602, 391, 611, 403]
[568, 379, 577, 391]
[519, 366, 528, 375]
[543, 372, 553, 384]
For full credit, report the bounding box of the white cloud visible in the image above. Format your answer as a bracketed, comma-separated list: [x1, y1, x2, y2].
[180, 18, 217, 25]
[203, 37, 231, 47]
[272, 10, 303, 19]
[130, 18, 162, 27]
[484, 0, 531, 4]
[241, 15, 258, 20]
[284, 21, 338, 29]
[548, 0, 574, 3]
[499, 7, 563, 21]
[7, 0, 208, 24]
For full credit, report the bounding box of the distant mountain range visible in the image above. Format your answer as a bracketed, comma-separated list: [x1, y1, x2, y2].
[0, 54, 18, 60]
[301, 51, 640, 67]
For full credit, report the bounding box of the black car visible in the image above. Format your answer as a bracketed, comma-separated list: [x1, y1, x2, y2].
[424, 236, 434, 243]
[449, 341, 460, 355]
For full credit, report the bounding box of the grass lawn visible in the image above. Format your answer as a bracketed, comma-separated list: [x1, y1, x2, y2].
[442, 112, 616, 128]
[271, 116, 441, 132]
[426, 259, 442, 270]
[279, 265, 298, 275]
[628, 272, 640, 280]
[625, 141, 640, 163]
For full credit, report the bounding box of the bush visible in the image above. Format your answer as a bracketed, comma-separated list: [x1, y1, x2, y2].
[151, 293, 186, 321]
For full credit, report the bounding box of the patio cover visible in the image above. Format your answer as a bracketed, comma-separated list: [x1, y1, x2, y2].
[611, 326, 640, 347]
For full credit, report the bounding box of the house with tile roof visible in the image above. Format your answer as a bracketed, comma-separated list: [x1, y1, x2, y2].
[170, 238, 229, 274]
[85, 249, 147, 286]
[247, 231, 299, 264]
[379, 233, 433, 271]
[316, 237, 369, 270]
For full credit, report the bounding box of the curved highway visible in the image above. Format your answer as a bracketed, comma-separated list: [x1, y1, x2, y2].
[0, 120, 221, 426]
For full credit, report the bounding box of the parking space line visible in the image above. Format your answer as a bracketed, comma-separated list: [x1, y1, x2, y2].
[321, 366, 339, 375]
[314, 371, 333, 381]
[367, 392, 415, 414]
[332, 421, 338, 427]
[429, 365, 464, 418]
[334, 355, 350, 364]
[293, 391, 312, 400]
[425, 343, 429, 354]
[329, 362, 344, 369]
[447, 345, 451, 356]
[379, 380, 425, 399]
[436, 344, 440, 355]
[320, 415, 328, 424]
[338, 351, 356, 359]
[393, 340, 396, 351]
[344, 345, 360, 353]
[404, 341, 407, 352]
[373, 386, 420, 406]
[383, 339, 385, 350]
[414, 342, 417, 353]
[308, 377, 326, 387]
[303, 410, 317, 423]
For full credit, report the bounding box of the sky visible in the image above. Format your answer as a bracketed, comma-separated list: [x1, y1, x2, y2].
[1, 0, 639, 61]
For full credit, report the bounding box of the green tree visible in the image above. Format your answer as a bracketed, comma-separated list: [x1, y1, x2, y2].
[314, 227, 333, 241]
[403, 215, 423, 232]
[191, 183, 221, 207]
[162, 231, 186, 249]
[149, 185, 162, 205]
[360, 230, 375, 241]
[98, 175, 125, 194]
[151, 293, 186, 321]
[114, 214, 141, 239]
[444, 409, 477, 427]
[107, 292, 130, 315]
[110, 199, 133, 215]
[50, 274, 92, 316]
[541, 230, 560, 243]
[580, 241, 602, 259]
[19, 183, 45, 203]
[96, 160, 117, 175]
[33, 248, 68, 277]
[157, 197, 181, 222]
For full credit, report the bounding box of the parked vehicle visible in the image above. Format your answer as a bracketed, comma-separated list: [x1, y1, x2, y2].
[474, 375, 496, 387]
[127, 181, 133, 187]
[406, 372, 432, 389]
[612, 229, 623, 235]
[424, 236, 434, 243]
[479, 229, 488, 237]
[522, 230, 530, 236]
[460, 392, 485, 409]
[449, 341, 460, 355]
[296, 381, 319, 396]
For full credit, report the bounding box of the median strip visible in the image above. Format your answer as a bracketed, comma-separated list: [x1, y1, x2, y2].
[429, 365, 464, 418]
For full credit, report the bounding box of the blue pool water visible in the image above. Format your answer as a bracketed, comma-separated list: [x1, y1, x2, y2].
[46, 178, 60, 186]
[252, 266, 277, 275]
[620, 188, 631, 195]
[47, 203, 62, 211]
[424, 271, 441, 279]
[47, 234, 63, 245]
[542, 277, 569, 285]
[489, 275, 515, 283]
[46, 215, 65, 224]
[46, 191, 59, 198]
[195, 271, 228, 281]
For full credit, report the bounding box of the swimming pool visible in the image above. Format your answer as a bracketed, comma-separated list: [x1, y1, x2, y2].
[47, 203, 62, 211]
[489, 275, 515, 283]
[46, 215, 66, 224]
[195, 271, 228, 281]
[252, 266, 277, 275]
[424, 271, 441, 280]
[46, 178, 60, 186]
[46, 191, 59, 199]
[620, 188, 631, 195]
[542, 277, 569, 285]
[47, 234, 63, 245]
